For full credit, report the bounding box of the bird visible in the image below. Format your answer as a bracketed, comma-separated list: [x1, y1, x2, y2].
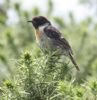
[28, 16, 79, 71]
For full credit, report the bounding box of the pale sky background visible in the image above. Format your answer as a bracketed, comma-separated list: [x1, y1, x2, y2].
[21, 0, 95, 20]
[0, 0, 97, 24]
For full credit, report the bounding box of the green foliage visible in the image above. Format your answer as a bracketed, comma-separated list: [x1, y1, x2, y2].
[0, 0, 97, 99]
[1, 52, 97, 100]
[32, 7, 40, 16]
[0, 52, 69, 100]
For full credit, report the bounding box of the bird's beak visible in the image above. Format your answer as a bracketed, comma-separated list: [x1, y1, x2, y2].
[27, 20, 32, 23]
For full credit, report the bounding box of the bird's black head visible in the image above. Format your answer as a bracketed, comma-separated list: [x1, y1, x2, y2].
[28, 16, 51, 29]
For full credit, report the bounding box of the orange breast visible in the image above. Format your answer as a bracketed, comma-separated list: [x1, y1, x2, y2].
[35, 29, 42, 41]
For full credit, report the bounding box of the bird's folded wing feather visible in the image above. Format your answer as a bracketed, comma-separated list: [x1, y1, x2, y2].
[44, 26, 61, 39]
[44, 26, 73, 54]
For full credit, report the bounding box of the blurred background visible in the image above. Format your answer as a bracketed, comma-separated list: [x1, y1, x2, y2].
[0, 0, 97, 82]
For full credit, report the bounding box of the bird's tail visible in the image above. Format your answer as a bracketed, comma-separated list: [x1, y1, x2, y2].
[68, 52, 80, 71]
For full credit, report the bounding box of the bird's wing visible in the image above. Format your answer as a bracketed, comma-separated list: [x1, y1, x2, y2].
[44, 26, 61, 39]
[59, 38, 73, 54]
[44, 26, 73, 54]
[44, 26, 79, 70]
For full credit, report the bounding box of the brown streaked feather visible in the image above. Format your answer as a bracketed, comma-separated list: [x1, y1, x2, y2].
[44, 25, 80, 70]
[44, 26, 73, 54]
[58, 38, 73, 54]
[44, 26, 61, 39]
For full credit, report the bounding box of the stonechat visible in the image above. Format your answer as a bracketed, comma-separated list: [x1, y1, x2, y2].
[28, 16, 79, 71]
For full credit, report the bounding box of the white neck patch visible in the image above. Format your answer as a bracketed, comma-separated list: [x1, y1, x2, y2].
[39, 23, 49, 32]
